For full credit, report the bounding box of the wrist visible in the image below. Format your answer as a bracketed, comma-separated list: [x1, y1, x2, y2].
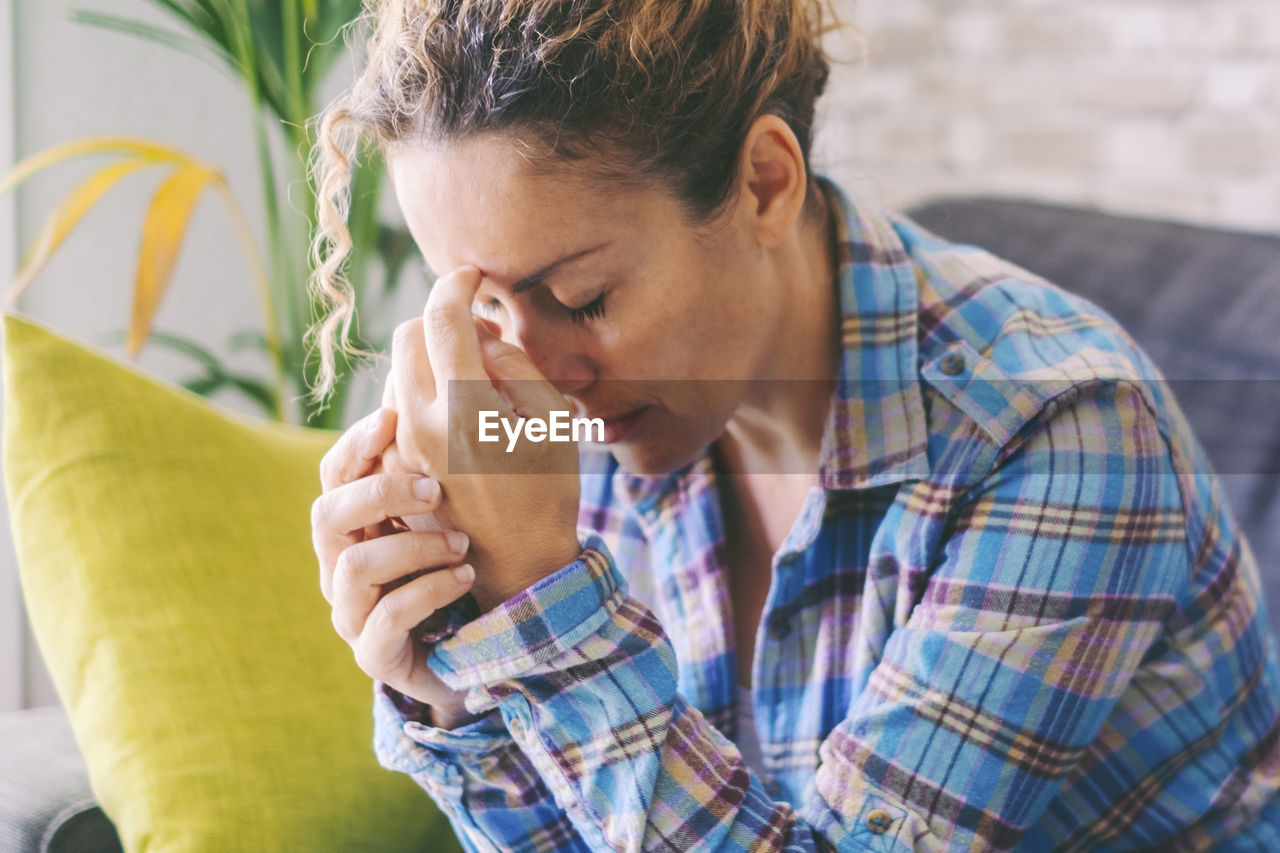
[471, 533, 583, 613]
[429, 704, 484, 731]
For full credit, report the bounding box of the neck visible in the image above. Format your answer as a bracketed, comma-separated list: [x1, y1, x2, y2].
[721, 187, 841, 478]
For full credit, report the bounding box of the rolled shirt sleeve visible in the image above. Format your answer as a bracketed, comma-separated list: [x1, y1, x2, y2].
[373, 680, 594, 852]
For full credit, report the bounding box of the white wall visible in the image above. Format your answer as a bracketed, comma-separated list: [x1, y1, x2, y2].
[814, 0, 1280, 234]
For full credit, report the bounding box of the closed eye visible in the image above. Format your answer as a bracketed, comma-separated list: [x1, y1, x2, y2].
[566, 291, 607, 325]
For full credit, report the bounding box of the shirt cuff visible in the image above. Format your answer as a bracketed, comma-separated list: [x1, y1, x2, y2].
[428, 530, 625, 690]
[373, 680, 513, 779]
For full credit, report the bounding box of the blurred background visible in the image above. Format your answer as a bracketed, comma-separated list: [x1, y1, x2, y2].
[2, 0, 1278, 714]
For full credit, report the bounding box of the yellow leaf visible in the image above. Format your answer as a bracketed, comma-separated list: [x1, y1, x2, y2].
[126, 165, 220, 357]
[0, 135, 199, 196]
[6, 158, 154, 308]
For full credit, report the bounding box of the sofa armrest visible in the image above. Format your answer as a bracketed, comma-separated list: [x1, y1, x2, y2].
[0, 705, 122, 853]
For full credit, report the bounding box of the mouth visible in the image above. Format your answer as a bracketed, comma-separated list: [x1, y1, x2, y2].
[577, 405, 649, 444]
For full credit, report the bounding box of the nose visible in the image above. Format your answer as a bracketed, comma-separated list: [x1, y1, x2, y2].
[504, 317, 596, 397]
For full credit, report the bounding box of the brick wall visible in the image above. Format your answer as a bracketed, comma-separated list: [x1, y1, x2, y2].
[813, 0, 1280, 233]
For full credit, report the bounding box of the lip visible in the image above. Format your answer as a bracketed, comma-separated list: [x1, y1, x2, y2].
[586, 406, 648, 444]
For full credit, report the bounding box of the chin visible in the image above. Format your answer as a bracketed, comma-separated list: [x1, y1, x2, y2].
[594, 406, 731, 478]
[607, 430, 717, 478]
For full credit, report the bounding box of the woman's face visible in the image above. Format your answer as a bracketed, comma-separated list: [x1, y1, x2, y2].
[387, 132, 792, 476]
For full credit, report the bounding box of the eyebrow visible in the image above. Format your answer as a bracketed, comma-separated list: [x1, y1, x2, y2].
[509, 241, 614, 294]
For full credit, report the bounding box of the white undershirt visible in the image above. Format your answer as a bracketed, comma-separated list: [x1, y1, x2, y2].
[734, 685, 769, 779]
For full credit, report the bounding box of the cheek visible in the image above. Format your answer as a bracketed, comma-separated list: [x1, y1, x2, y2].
[595, 249, 748, 377]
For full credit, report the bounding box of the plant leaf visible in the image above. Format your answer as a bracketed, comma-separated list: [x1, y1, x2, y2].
[98, 327, 228, 376]
[127, 165, 220, 357]
[183, 370, 280, 417]
[151, 0, 231, 56]
[225, 373, 279, 415]
[6, 158, 153, 308]
[181, 373, 227, 397]
[0, 135, 198, 195]
[143, 329, 227, 371]
[71, 10, 232, 70]
[376, 223, 417, 295]
[229, 328, 269, 353]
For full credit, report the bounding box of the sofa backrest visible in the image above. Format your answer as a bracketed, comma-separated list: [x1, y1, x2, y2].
[906, 197, 1280, 640]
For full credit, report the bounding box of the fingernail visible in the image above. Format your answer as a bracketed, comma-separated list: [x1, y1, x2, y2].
[413, 477, 439, 501]
[453, 564, 475, 584]
[447, 531, 469, 553]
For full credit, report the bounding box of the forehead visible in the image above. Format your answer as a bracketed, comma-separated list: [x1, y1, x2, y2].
[387, 133, 653, 281]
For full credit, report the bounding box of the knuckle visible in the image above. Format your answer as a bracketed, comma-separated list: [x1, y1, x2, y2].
[368, 473, 395, 504]
[318, 454, 334, 488]
[391, 318, 419, 351]
[351, 640, 378, 677]
[310, 494, 329, 530]
[333, 544, 364, 589]
[424, 301, 460, 339]
[368, 595, 401, 635]
[330, 607, 355, 643]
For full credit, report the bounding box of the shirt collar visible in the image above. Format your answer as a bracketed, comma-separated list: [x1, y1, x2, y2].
[614, 175, 931, 514]
[814, 176, 931, 491]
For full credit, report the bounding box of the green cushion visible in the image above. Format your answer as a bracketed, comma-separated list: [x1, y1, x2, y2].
[2, 313, 459, 852]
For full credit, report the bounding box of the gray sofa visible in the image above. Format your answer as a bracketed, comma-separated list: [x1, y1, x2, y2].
[2, 196, 1277, 851]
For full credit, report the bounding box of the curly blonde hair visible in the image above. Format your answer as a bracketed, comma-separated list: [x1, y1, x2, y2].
[306, 0, 846, 407]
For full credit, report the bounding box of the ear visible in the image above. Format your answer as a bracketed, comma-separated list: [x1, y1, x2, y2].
[735, 114, 810, 248]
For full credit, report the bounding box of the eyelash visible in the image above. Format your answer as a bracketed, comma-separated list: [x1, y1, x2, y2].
[566, 291, 608, 325]
[474, 290, 609, 325]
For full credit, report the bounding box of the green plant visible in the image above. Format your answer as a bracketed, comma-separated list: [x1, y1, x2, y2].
[2, 0, 413, 428]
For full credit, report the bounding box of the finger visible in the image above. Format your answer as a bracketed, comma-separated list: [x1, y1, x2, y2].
[391, 316, 436, 436]
[319, 407, 396, 492]
[381, 369, 397, 410]
[350, 564, 476, 677]
[476, 321, 566, 416]
[423, 266, 488, 399]
[312, 473, 443, 602]
[331, 529, 470, 641]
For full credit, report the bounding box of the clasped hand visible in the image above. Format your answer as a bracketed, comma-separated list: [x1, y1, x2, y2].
[384, 265, 583, 606]
[311, 266, 582, 718]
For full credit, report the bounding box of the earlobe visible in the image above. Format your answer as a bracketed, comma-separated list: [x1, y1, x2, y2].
[739, 114, 808, 248]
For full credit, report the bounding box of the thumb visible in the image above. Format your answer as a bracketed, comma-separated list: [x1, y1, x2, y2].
[475, 321, 565, 416]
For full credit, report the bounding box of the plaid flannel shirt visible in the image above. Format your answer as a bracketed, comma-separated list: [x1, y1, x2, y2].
[372, 177, 1280, 851]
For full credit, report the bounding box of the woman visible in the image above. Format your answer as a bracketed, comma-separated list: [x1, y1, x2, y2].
[307, 1, 1280, 849]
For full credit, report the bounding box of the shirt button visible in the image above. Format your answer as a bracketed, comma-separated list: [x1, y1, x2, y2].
[764, 778, 781, 797]
[768, 616, 792, 640]
[509, 718, 525, 736]
[866, 808, 892, 834]
[939, 352, 965, 376]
